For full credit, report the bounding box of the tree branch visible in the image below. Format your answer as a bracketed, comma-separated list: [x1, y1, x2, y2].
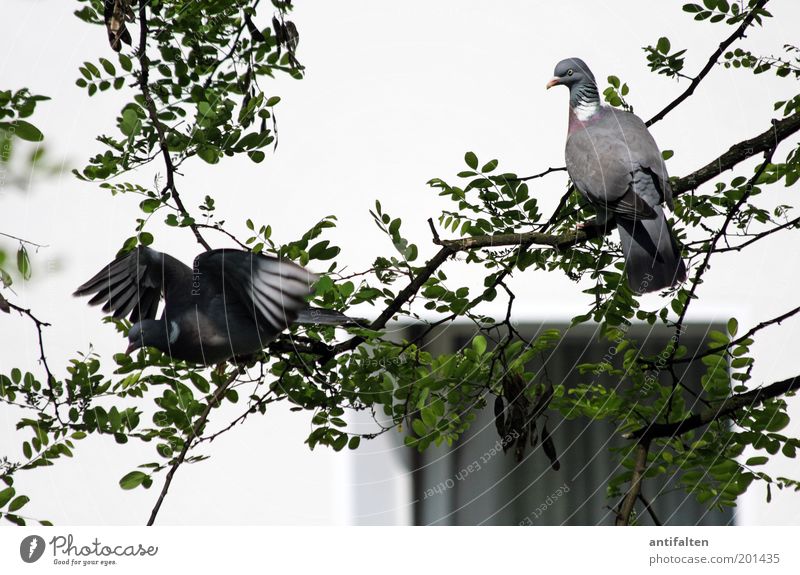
[5, 301, 61, 405]
[667, 146, 776, 363]
[625, 374, 800, 442]
[670, 303, 800, 365]
[709, 215, 800, 253]
[645, 0, 770, 127]
[616, 441, 649, 526]
[146, 371, 238, 525]
[438, 111, 799, 254]
[137, 2, 211, 252]
[513, 166, 567, 181]
[670, 113, 797, 197]
[0, 232, 48, 249]
[329, 246, 455, 356]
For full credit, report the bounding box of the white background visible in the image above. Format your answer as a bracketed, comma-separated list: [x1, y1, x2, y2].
[1, 0, 799, 525]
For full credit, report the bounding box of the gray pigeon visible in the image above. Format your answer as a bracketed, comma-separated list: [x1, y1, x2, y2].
[75, 247, 356, 364]
[547, 57, 686, 293]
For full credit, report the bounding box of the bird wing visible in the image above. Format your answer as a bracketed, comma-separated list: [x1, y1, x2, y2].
[195, 250, 317, 333]
[74, 246, 191, 323]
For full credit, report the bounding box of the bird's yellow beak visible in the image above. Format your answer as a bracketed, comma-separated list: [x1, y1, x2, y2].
[546, 77, 560, 89]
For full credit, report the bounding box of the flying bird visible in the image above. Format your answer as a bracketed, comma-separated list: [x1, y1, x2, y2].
[547, 57, 686, 293]
[75, 247, 357, 364]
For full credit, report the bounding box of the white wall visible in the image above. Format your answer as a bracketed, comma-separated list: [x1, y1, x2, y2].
[1, 0, 799, 525]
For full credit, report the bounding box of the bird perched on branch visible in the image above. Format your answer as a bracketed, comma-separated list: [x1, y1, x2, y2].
[104, 0, 135, 52]
[75, 247, 359, 364]
[547, 57, 686, 293]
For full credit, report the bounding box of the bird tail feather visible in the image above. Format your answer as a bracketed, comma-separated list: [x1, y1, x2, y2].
[616, 206, 686, 294]
[295, 307, 367, 327]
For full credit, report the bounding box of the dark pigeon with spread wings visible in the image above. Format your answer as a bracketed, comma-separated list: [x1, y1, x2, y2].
[75, 247, 355, 364]
[547, 57, 686, 293]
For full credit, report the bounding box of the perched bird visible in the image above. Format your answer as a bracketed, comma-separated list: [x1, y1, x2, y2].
[75, 247, 356, 364]
[547, 57, 686, 293]
[104, 0, 134, 52]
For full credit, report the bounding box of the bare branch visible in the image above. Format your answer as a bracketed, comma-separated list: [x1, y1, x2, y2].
[513, 166, 567, 181]
[5, 300, 61, 405]
[0, 232, 48, 249]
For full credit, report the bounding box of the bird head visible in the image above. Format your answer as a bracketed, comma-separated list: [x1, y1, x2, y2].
[126, 319, 178, 355]
[546, 57, 595, 90]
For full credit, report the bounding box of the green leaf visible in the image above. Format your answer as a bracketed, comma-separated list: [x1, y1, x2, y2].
[481, 159, 498, 173]
[247, 150, 265, 163]
[746, 456, 768, 466]
[8, 495, 29, 512]
[727, 317, 738, 337]
[0, 487, 15, 508]
[188, 372, 210, 394]
[472, 335, 487, 356]
[16, 246, 31, 280]
[140, 199, 161, 214]
[119, 470, 148, 490]
[119, 53, 133, 72]
[464, 151, 478, 170]
[766, 412, 790, 432]
[197, 146, 220, 164]
[656, 37, 671, 54]
[11, 120, 44, 142]
[120, 108, 140, 136]
[138, 232, 154, 246]
[99, 57, 116, 75]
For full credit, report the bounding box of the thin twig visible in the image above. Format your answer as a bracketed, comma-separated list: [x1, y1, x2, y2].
[0, 232, 48, 249]
[146, 371, 238, 526]
[646, 0, 769, 127]
[638, 491, 662, 526]
[710, 216, 800, 253]
[668, 303, 800, 365]
[5, 301, 62, 406]
[513, 166, 567, 181]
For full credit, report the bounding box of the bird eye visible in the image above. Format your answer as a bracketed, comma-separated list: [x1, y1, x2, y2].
[567, 69, 574, 76]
